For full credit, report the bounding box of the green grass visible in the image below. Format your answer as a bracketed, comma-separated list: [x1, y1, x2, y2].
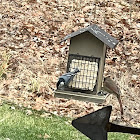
[0, 103, 88, 140]
[0, 103, 139, 140]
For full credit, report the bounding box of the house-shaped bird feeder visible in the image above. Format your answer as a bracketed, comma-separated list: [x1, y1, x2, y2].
[55, 24, 118, 103]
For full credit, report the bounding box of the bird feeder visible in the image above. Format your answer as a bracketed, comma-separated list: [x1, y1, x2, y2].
[55, 24, 118, 103]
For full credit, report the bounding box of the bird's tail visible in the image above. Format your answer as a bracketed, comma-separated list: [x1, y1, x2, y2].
[117, 97, 123, 115]
[73, 68, 80, 74]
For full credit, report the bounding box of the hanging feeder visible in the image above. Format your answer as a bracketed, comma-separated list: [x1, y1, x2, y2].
[55, 24, 119, 103]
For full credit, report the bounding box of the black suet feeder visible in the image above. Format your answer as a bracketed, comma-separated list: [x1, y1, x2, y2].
[55, 24, 119, 103]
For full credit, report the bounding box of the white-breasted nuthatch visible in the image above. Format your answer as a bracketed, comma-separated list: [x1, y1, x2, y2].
[57, 68, 80, 90]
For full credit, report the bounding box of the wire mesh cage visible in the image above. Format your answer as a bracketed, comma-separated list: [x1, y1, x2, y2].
[67, 54, 100, 92]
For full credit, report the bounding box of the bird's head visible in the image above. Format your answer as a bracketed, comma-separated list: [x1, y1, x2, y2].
[57, 79, 65, 90]
[104, 76, 111, 82]
[59, 81, 65, 86]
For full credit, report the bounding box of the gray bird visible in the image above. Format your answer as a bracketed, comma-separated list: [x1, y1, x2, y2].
[57, 68, 80, 90]
[102, 76, 123, 115]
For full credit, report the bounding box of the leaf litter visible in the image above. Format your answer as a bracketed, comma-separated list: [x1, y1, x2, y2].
[0, 0, 139, 127]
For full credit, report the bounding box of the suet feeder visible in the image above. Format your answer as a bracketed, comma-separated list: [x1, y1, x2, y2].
[55, 24, 118, 103]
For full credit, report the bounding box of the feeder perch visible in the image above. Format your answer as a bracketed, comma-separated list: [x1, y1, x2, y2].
[55, 24, 119, 103]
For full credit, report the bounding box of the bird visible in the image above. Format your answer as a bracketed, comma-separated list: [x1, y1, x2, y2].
[102, 76, 123, 115]
[57, 68, 80, 90]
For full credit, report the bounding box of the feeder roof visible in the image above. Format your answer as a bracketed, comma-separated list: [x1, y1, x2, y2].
[62, 24, 119, 48]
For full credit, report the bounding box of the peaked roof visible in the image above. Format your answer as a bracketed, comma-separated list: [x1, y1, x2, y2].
[62, 24, 119, 48]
